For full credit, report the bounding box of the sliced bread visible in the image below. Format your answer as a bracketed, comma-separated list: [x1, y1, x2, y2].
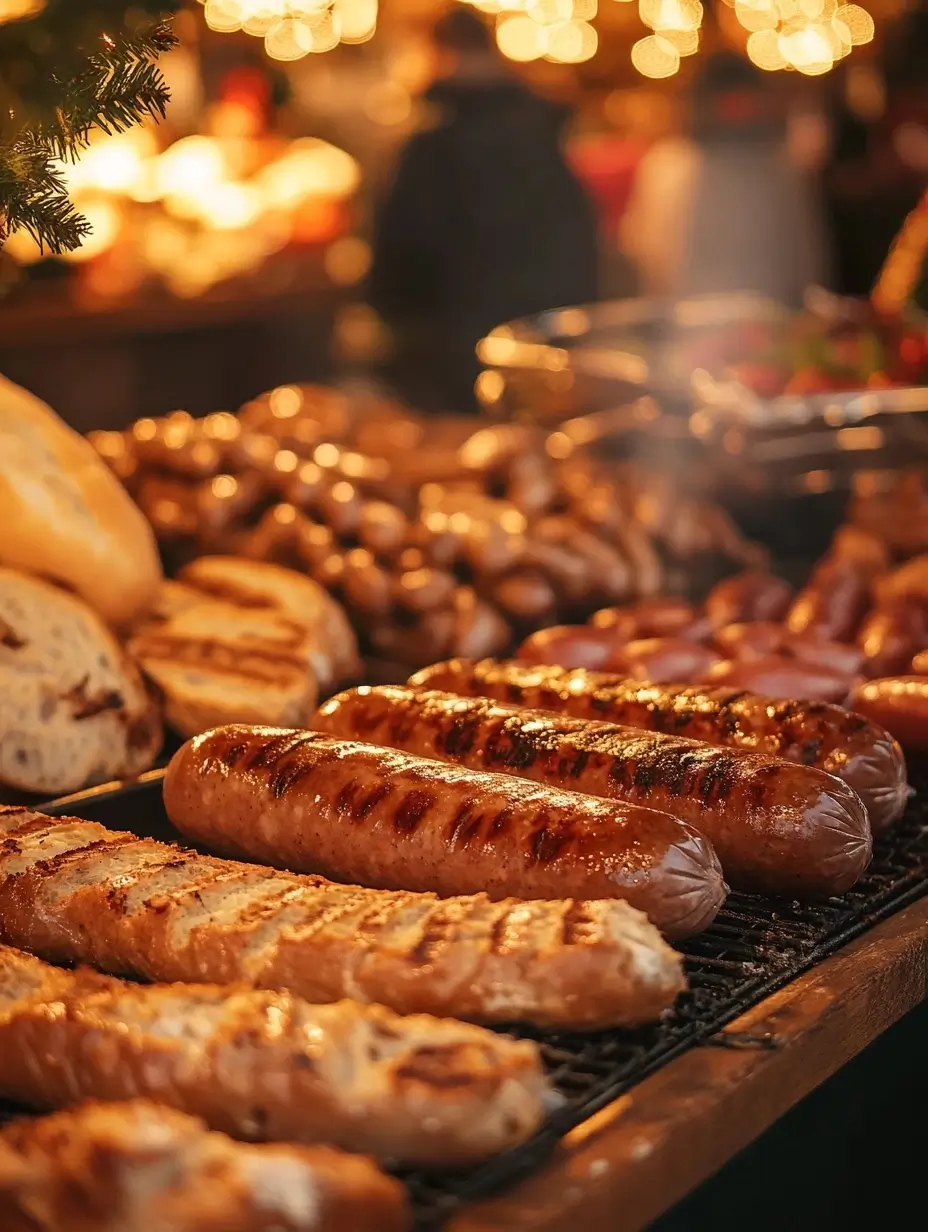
[0, 569, 163, 794]
[130, 602, 319, 738]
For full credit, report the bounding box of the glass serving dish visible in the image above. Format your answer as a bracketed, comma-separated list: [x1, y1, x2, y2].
[476, 293, 928, 500]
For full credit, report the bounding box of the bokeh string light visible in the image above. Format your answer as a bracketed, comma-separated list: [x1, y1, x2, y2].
[728, 0, 874, 75]
[199, 0, 378, 59]
[458, 0, 599, 64]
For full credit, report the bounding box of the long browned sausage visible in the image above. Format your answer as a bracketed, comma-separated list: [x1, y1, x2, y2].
[316, 687, 872, 898]
[410, 659, 908, 834]
[0, 804, 684, 1030]
[163, 728, 724, 939]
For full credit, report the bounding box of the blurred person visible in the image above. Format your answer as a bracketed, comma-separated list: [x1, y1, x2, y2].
[620, 51, 829, 305]
[369, 7, 599, 414]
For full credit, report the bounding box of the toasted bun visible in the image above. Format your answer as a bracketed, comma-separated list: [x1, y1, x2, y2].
[0, 569, 162, 794]
[177, 556, 361, 690]
[130, 601, 319, 738]
[0, 374, 162, 628]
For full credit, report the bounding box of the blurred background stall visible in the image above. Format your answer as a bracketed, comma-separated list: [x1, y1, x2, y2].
[0, 0, 923, 428]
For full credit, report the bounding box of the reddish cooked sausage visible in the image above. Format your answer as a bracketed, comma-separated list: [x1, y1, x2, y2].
[785, 561, 870, 642]
[705, 573, 792, 628]
[164, 726, 726, 939]
[516, 625, 623, 671]
[701, 656, 853, 704]
[912, 650, 928, 674]
[847, 677, 928, 752]
[591, 599, 700, 641]
[319, 687, 872, 899]
[714, 624, 863, 678]
[409, 659, 908, 834]
[858, 604, 928, 677]
[615, 637, 723, 683]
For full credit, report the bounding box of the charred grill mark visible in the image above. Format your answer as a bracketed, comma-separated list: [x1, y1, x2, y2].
[747, 761, 783, 807]
[334, 779, 362, 816]
[489, 910, 512, 954]
[446, 800, 479, 847]
[394, 789, 436, 835]
[608, 746, 740, 802]
[529, 812, 570, 864]
[245, 732, 319, 771]
[487, 806, 513, 837]
[9, 835, 131, 886]
[0, 619, 25, 650]
[493, 724, 541, 772]
[439, 714, 480, 758]
[218, 742, 248, 769]
[395, 1044, 493, 1089]
[562, 748, 589, 779]
[350, 782, 394, 821]
[410, 905, 456, 964]
[266, 741, 339, 798]
[561, 901, 594, 946]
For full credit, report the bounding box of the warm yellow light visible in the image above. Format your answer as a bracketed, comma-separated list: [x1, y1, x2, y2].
[363, 81, 413, 126]
[157, 136, 225, 202]
[62, 200, 122, 264]
[527, 0, 573, 23]
[0, 0, 45, 20]
[546, 18, 598, 60]
[779, 21, 834, 71]
[204, 0, 244, 32]
[640, 0, 702, 28]
[835, 3, 873, 43]
[257, 139, 360, 203]
[571, 0, 598, 17]
[631, 33, 681, 75]
[3, 228, 43, 263]
[336, 0, 377, 43]
[657, 25, 699, 52]
[264, 15, 314, 58]
[324, 236, 373, 285]
[203, 182, 261, 229]
[746, 26, 787, 66]
[496, 13, 546, 59]
[734, 0, 778, 32]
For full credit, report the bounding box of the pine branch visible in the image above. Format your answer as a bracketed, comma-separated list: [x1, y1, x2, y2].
[0, 1, 180, 253]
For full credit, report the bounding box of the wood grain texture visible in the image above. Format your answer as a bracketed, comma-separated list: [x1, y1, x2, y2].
[450, 896, 928, 1232]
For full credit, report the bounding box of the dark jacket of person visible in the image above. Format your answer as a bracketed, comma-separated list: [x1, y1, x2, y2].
[370, 76, 599, 413]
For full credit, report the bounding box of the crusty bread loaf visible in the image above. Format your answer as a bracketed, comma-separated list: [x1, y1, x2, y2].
[0, 944, 546, 1164]
[0, 374, 162, 628]
[0, 1100, 409, 1232]
[0, 569, 162, 794]
[177, 556, 360, 690]
[129, 601, 319, 737]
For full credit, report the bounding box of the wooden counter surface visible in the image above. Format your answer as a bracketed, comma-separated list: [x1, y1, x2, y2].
[450, 894, 928, 1232]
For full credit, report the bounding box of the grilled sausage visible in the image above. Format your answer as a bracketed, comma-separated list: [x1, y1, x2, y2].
[705, 573, 792, 628]
[785, 561, 870, 642]
[165, 728, 724, 939]
[0, 806, 684, 1031]
[714, 624, 864, 677]
[0, 1100, 409, 1232]
[702, 656, 853, 704]
[912, 650, 928, 674]
[615, 637, 723, 683]
[516, 625, 623, 670]
[318, 687, 871, 899]
[590, 599, 700, 641]
[846, 677, 928, 752]
[409, 660, 908, 834]
[858, 603, 928, 677]
[0, 945, 546, 1165]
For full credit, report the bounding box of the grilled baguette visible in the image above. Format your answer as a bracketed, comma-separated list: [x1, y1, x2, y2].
[0, 806, 684, 1030]
[0, 1099, 408, 1232]
[0, 944, 545, 1164]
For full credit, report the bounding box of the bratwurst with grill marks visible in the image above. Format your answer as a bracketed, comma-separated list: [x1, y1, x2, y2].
[163, 726, 725, 939]
[316, 686, 872, 898]
[409, 658, 908, 833]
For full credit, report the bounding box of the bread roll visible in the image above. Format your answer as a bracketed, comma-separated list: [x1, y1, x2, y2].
[0, 374, 162, 627]
[0, 569, 162, 794]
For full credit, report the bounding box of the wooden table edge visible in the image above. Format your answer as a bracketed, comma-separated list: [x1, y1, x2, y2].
[449, 894, 928, 1232]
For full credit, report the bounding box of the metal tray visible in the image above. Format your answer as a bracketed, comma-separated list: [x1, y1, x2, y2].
[23, 763, 928, 1229]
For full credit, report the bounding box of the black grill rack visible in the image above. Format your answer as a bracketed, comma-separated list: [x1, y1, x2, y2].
[403, 763, 928, 1229]
[7, 766, 928, 1230]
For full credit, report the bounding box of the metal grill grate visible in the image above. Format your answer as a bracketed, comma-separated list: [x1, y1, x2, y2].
[402, 761, 928, 1228]
[7, 763, 928, 1229]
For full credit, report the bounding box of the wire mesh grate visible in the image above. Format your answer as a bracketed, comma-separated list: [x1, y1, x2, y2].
[402, 760, 928, 1227]
[5, 762, 928, 1229]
